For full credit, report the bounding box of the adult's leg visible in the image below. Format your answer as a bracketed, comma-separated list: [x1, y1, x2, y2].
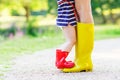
[75, 0, 94, 23]
[62, 0, 94, 72]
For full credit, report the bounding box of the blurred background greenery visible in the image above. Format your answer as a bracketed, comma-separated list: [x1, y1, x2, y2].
[0, 0, 120, 78]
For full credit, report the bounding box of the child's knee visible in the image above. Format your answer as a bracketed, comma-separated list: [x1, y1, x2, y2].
[69, 38, 76, 45]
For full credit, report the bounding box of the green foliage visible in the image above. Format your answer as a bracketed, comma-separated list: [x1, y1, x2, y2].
[11, 9, 20, 16]
[92, 0, 120, 24]
[47, 0, 57, 14]
[25, 19, 39, 37]
[0, 26, 17, 38]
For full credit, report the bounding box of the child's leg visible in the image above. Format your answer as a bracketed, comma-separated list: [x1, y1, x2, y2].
[60, 24, 76, 52]
[55, 25, 76, 69]
[75, 0, 93, 23]
[56, 0, 77, 69]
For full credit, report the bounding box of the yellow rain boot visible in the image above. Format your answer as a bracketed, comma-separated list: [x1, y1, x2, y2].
[62, 22, 94, 72]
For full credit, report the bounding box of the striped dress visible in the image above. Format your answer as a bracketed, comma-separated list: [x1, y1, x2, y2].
[56, 0, 77, 27]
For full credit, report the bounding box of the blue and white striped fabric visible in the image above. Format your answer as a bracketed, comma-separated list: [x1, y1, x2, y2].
[56, 0, 77, 27]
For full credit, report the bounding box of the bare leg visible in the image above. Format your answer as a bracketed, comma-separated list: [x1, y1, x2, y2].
[75, 0, 94, 23]
[59, 25, 76, 52]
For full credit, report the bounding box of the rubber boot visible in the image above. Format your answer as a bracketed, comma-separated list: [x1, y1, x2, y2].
[62, 22, 94, 72]
[56, 49, 75, 69]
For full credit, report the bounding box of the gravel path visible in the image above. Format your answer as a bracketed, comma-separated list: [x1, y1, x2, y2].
[4, 38, 120, 80]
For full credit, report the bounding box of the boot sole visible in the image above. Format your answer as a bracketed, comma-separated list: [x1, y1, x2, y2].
[62, 68, 93, 73]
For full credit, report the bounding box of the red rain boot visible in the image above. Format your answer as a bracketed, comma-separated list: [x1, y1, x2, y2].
[55, 49, 75, 69]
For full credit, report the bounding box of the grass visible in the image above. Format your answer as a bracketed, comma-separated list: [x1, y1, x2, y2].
[0, 25, 120, 62]
[0, 28, 64, 63]
[0, 24, 120, 78]
[0, 26, 64, 77]
[95, 24, 120, 40]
